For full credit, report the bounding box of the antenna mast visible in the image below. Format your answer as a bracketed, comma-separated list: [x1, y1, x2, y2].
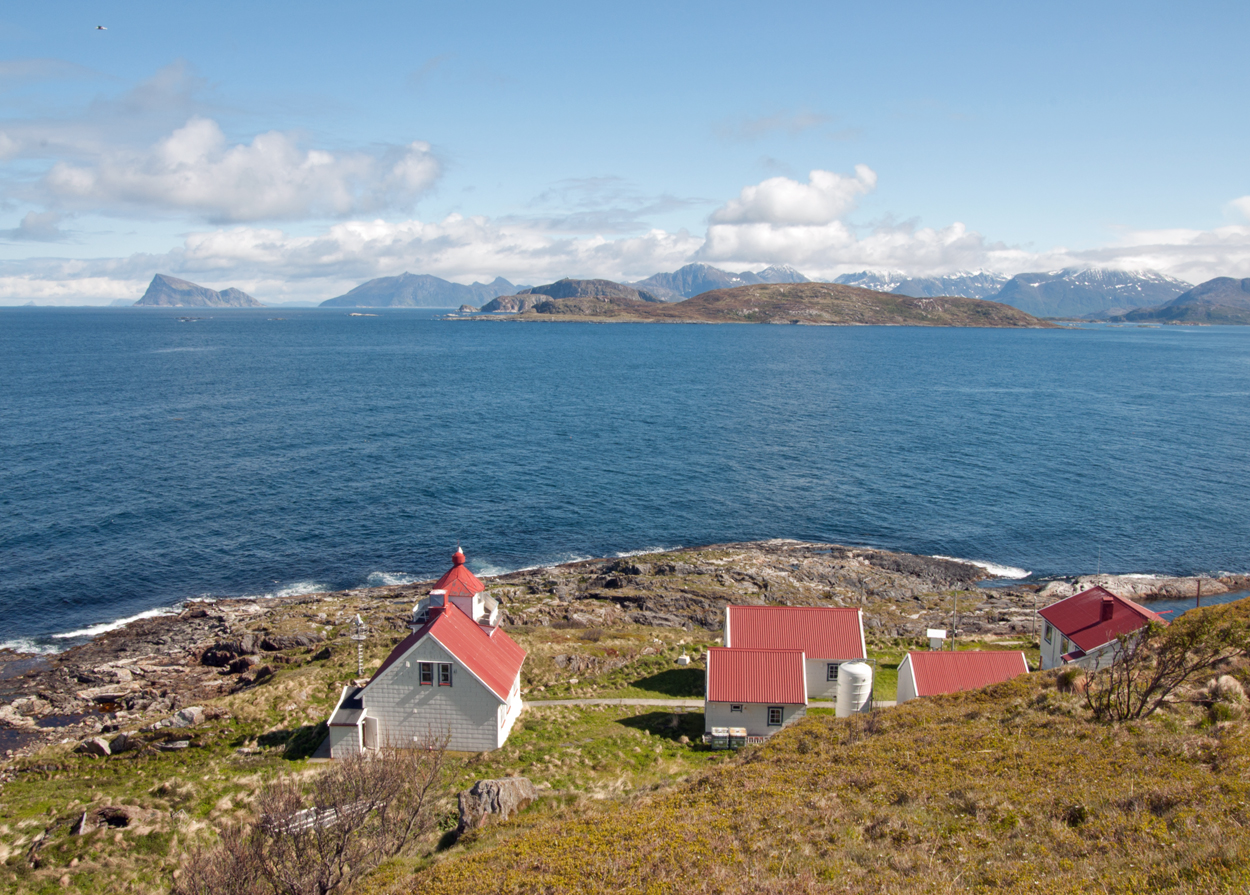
[350, 614, 367, 678]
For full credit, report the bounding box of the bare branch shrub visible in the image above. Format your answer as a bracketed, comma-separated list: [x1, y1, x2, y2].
[175, 733, 448, 895]
[1084, 600, 1250, 722]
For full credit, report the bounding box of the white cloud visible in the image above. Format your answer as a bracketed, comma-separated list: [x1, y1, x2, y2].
[1230, 196, 1250, 220]
[710, 166, 877, 226]
[41, 118, 440, 222]
[9, 164, 1250, 305]
[1, 211, 66, 242]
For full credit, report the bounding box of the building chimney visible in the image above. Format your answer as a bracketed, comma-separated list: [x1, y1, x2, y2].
[1100, 594, 1114, 622]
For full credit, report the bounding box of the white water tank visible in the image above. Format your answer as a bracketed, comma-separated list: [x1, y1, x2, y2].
[835, 661, 873, 717]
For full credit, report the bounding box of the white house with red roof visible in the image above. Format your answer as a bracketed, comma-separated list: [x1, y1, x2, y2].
[896, 650, 1029, 704]
[723, 605, 867, 700]
[1037, 585, 1167, 671]
[327, 549, 526, 756]
[704, 647, 807, 737]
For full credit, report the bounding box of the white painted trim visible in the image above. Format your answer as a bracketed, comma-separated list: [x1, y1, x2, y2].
[857, 608, 867, 660]
[724, 606, 732, 647]
[801, 650, 808, 704]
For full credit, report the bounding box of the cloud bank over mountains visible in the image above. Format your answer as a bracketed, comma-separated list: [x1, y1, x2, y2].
[3, 74, 1250, 304]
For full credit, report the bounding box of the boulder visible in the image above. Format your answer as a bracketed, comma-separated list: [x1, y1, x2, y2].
[227, 655, 258, 674]
[456, 777, 538, 835]
[0, 704, 37, 729]
[74, 737, 111, 757]
[109, 731, 139, 754]
[169, 706, 204, 728]
[310, 646, 332, 662]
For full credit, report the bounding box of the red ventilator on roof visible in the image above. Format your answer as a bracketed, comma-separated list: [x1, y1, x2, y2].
[433, 547, 486, 598]
[705, 647, 807, 704]
[1038, 586, 1167, 654]
[724, 606, 865, 659]
[903, 650, 1029, 697]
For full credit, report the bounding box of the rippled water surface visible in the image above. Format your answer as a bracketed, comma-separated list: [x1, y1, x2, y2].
[2, 308, 1248, 648]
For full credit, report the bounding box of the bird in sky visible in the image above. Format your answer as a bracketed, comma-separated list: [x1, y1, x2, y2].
[96, 25, 106, 30]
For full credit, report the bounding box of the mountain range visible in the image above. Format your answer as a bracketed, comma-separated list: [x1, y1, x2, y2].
[632, 263, 809, 300]
[320, 273, 522, 308]
[1113, 277, 1250, 324]
[833, 270, 1009, 299]
[990, 269, 1192, 317]
[133, 274, 263, 308]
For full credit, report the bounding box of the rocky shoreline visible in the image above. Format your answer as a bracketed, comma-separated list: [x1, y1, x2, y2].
[2, 539, 1244, 758]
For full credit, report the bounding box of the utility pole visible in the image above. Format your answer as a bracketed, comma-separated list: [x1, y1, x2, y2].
[1197, 578, 1202, 609]
[951, 590, 958, 651]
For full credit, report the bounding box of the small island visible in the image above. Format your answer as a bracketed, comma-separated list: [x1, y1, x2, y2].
[481, 281, 1053, 327]
[133, 274, 263, 308]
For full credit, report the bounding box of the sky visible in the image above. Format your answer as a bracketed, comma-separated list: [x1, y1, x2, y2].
[2, 0, 1250, 304]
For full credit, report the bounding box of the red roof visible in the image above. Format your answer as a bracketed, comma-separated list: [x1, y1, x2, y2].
[1038, 586, 1167, 653]
[368, 604, 525, 701]
[725, 606, 865, 659]
[433, 548, 485, 598]
[705, 648, 807, 704]
[903, 650, 1029, 697]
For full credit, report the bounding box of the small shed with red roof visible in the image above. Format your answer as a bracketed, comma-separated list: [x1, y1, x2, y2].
[704, 647, 808, 737]
[328, 548, 526, 757]
[896, 650, 1029, 704]
[724, 605, 866, 699]
[1037, 586, 1167, 671]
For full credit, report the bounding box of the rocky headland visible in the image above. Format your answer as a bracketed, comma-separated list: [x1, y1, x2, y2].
[2, 539, 1241, 758]
[133, 274, 263, 308]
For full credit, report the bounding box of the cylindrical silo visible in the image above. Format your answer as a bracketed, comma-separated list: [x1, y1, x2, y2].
[835, 661, 873, 717]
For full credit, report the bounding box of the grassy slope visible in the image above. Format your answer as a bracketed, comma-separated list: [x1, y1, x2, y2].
[390, 673, 1250, 895]
[516, 283, 1051, 328]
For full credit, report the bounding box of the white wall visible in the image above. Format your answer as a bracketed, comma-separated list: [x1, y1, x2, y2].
[329, 723, 361, 758]
[896, 655, 918, 704]
[361, 636, 510, 753]
[704, 701, 805, 737]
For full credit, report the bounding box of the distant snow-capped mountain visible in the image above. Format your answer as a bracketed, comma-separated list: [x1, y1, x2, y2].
[832, 271, 1007, 299]
[633, 263, 809, 300]
[991, 269, 1191, 318]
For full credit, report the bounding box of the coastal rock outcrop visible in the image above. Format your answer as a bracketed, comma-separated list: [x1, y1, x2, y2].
[456, 777, 538, 836]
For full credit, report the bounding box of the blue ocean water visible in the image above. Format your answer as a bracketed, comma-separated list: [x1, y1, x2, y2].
[2, 308, 1249, 651]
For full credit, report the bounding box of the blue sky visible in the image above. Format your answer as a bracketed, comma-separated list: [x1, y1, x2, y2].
[2, 0, 1249, 303]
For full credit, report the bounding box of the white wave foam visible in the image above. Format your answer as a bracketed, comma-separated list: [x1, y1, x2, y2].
[364, 572, 421, 588]
[473, 555, 595, 578]
[613, 546, 672, 558]
[0, 638, 60, 655]
[262, 581, 330, 599]
[933, 556, 1031, 579]
[52, 605, 181, 640]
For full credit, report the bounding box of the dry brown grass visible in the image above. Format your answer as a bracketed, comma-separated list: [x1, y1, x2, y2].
[382, 672, 1250, 894]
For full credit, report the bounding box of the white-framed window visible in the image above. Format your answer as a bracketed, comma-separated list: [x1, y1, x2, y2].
[827, 663, 840, 682]
[1044, 622, 1053, 644]
[418, 662, 433, 685]
[438, 662, 452, 686]
[767, 706, 783, 726]
[729, 704, 743, 713]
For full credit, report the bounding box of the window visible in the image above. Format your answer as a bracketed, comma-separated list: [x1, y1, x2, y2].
[767, 706, 783, 726]
[1061, 637, 1070, 655]
[418, 662, 433, 685]
[827, 663, 840, 682]
[1043, 622, 1053, 644]
[729, 704, 743, 713]
[438, 663, 452, 686]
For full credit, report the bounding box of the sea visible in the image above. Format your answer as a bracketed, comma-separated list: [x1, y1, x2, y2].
[2, 308, 1249, 653]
